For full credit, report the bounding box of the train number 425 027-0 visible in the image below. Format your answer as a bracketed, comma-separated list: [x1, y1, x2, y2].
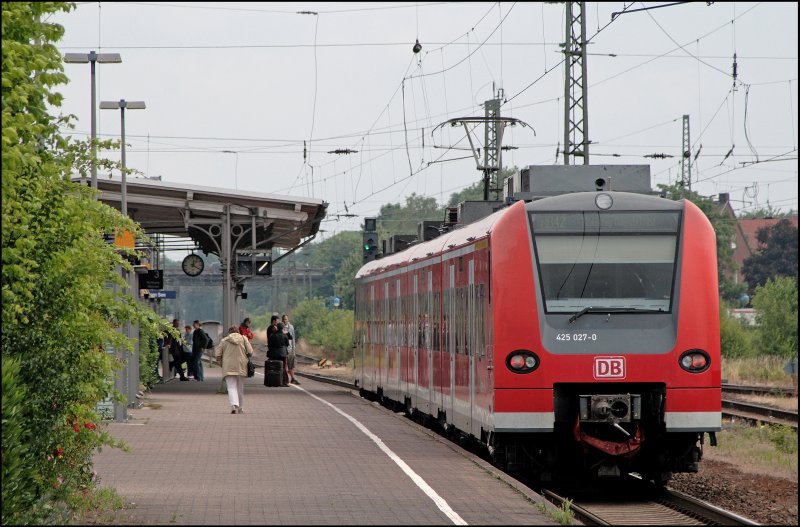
[556, 333, 598, 341]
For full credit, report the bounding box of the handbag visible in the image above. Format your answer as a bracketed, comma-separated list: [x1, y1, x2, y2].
[246, 357, 255, 378]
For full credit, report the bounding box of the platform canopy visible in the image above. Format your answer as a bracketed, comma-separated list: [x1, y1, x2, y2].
[73, 175, 327, 253]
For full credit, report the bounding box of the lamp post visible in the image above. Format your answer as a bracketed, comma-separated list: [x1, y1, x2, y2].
[222, 150, 239, 190]
[99, 97, 145, 421]
[63, 51, 122, 191]
[100, 99, 146, 216]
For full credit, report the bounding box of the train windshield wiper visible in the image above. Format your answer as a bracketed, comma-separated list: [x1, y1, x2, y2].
[568, 306, 664, 324]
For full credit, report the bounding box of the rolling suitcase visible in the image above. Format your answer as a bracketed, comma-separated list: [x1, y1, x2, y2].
[264, 359, 283, 387]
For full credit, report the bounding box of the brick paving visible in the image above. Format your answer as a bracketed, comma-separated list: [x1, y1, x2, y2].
[93, 363, 559, 525]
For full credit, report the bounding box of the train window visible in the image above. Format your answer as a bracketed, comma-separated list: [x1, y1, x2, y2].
[532, 211, 679, 314]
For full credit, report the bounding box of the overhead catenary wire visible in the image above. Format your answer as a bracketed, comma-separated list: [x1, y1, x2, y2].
[70, 2, 795, 222]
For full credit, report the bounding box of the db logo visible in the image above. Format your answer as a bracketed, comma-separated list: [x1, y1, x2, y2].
[594, 356, 626, 379]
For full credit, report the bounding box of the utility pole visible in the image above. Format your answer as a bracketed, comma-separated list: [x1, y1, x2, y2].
[563, 1, 589, 165]
[434, 100, 529, 201]
[680, 114, 691, 195]
[483, 89, 503, 200]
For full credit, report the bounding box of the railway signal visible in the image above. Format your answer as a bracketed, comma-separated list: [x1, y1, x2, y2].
[363, 218, 379, 263]
[362, 232, 379, 263]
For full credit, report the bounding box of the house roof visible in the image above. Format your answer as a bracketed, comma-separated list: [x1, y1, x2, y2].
[739, 217, 798, 252]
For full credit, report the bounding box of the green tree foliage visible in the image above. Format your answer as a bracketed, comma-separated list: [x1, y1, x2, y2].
[447, 178, 486, 206]
[377, 192, 443, 238]
[290, 298, 354, 363]
[657, 182, 738, 299]
[719, 302, 755, 359]
[333, 250, 363, 309]
[2, 3, 170, 522]
[2, 358, 39, 524]
[742, 219, 798, 293]
[750, 277, 797, 358]
[303, 230, 361, 300]
[737, 205, 794, 219]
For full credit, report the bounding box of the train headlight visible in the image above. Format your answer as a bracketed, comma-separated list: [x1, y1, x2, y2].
[506, 350, 539, 374]
[679, 349, 710, 373]
[595, 193, 613, 210]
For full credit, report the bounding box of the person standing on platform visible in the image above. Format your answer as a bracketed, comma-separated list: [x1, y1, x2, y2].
[164, 318, 188, 381]
[266, 315, 279, 340]
[215, 326, 253, 414]
[239, 317, 254, 342]
[268, 322, 290, 387]
[191, 320, 209, 382]
[183, 324, 195, 378]
[282, 313, 299, 385]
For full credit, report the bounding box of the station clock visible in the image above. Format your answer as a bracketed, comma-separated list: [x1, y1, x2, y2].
[182, 253, 204, 277]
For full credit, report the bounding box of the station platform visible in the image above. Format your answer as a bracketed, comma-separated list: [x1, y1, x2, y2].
[93, 363, 560, 525]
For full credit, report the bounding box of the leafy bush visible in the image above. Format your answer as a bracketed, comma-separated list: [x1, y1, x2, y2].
[2, 3, 169, 523]
[766, 425, 798, 455]
[290, 298, 354, 363]
[751, 276, 798, 357]
[138, 325, 161, 390]
[719, 303, 755, 358]
[2, 358, 39, 524]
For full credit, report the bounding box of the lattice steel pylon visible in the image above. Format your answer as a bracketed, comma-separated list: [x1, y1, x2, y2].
[433, 95, 531, 201]
[563, 1, 589, 165]
[484, 93, 502, 200]
[680, 114, 691, 194]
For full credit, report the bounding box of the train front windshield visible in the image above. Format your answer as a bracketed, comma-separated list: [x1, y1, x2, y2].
[531, 211, 681, 314]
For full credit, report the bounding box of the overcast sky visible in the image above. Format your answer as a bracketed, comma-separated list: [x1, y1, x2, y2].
[51, 2, 798, 242]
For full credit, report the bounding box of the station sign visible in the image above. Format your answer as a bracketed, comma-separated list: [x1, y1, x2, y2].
[138, 269, 163, 290]
[139, 289, 176, 299]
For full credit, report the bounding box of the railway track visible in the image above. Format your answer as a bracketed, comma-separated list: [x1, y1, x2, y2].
[722, 399, 798, 429]
[722, 384, 796, 398]
[541, 476, 759, 526]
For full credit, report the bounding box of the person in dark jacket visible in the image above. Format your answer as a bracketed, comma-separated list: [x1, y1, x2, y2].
[267, 322, 290, 387]
[266, 315, 279, 340]
[191, 320, 210, 382]
[164, 318, 188, 381]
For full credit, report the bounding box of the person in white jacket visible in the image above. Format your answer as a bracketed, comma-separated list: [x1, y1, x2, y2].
[215, 327, 254, 414]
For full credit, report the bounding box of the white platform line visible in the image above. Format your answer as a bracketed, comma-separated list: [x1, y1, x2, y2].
[296, 385, 467, 525]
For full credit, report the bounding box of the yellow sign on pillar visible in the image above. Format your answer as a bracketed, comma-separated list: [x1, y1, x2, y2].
[114, 228, 135, 249]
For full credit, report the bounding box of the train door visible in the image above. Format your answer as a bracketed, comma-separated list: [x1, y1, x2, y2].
[419, 270, 433, 415]
[411, 274, 419, 410]
[355, 284, 364, 389]
[443, 264, 455, 423]
[394, 278, 402, 401]
[382, 281, 389, 394]
[367, 284, 375, 392]
[468, 259, 475, 434]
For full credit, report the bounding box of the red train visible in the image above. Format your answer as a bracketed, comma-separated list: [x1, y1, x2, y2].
[354, 167, 720, 484]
